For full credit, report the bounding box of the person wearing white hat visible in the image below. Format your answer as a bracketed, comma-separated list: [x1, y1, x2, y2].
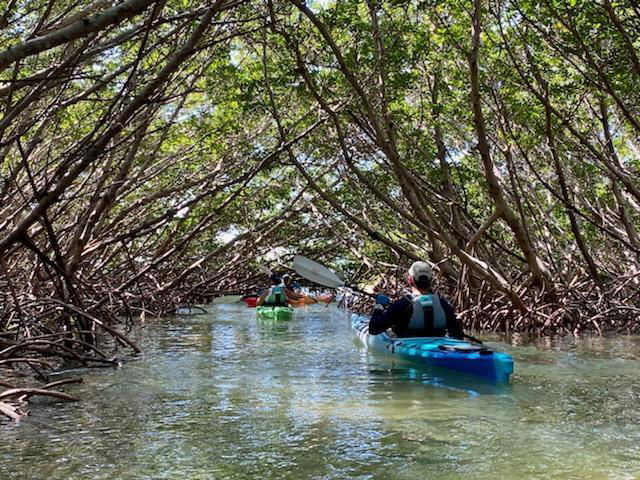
[281, 273, 323, 306]
[368, 261, 464, 339]
[281, 274, 301, 292]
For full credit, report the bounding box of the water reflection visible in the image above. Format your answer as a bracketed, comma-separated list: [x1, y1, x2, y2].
[255, 316, 292, 335]
[363, 363, 512, 398]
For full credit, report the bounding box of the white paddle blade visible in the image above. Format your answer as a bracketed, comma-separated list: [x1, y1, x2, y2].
[211, 295, 243, 304]
[293, 255, 344, 288]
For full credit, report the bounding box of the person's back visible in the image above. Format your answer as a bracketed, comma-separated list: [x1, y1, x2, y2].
[368, 261, 464, 339]
[257, 273, 311, 307]
[262, 284, 288, 306]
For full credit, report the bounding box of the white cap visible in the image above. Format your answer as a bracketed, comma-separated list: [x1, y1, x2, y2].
[408, 261, 432, 283]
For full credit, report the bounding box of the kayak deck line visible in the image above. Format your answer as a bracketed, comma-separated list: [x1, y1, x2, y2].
[351, 313, 514, 383]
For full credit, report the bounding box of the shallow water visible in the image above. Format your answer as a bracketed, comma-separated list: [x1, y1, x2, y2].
[2, 305, 639, 479]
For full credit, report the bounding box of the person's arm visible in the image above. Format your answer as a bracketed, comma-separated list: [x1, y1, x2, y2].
[256, 290, 268, 306]
[285, 288, 307, 301]
[319, 293, 335, 304]
[286, 288, 320, 303]
[368, 298, 412, 335]
[440, 298, 464, 340]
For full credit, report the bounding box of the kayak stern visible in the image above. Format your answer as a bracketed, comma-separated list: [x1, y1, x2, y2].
[256, 306, 294, 321]
[352, 314, 513, 383]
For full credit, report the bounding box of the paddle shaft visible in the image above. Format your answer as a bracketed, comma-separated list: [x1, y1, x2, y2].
[463, 333, 484, 344]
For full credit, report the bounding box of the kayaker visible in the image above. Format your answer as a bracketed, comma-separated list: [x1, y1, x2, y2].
[281, 274, 296, 290]
[368, 261, 464, 339]
[282, 273, 322, 306]
[257, 274, 309, 306]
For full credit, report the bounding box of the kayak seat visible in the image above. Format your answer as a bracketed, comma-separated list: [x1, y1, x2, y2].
[437, 344, 493, 355]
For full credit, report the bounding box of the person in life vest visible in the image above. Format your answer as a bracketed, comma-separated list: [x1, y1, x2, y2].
[368, 261, 464, 339]
[281, 274, 299, 291]
[257, 274, 310, 307]
[284, 273, 336, 305]
[281, 274, 319, 306]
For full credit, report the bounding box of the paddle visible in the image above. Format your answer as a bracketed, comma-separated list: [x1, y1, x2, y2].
[293, 255, 374, 297]
[463, 334, 484, 344]
[293, 255, 484, 343]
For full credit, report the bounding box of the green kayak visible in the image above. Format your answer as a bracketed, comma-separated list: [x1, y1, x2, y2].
[256, 306, 294, 321]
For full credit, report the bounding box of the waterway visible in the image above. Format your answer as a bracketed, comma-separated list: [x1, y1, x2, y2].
[1, 304, 639, 479]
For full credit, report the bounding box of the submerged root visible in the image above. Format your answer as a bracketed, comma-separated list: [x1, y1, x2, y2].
[0, 383, 81, 421]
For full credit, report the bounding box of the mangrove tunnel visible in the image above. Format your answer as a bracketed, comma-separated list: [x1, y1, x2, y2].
[1, 0, 640, 477]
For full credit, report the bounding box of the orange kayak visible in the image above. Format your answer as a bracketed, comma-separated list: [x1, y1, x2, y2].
[289, 294, 334, 307]
[289, 297, 317, 307]
[317, 294, 335, 303]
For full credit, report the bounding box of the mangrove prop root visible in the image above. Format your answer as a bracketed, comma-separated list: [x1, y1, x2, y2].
[0, 388, 80, 402]
[0, 401, 26, 421]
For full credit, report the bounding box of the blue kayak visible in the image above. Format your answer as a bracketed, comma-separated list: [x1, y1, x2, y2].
[352, 314, 514, 383]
